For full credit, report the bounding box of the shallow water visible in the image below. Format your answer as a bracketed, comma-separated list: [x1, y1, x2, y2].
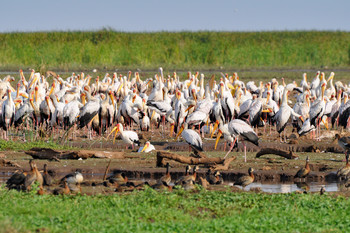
[229, 181, 339, 193]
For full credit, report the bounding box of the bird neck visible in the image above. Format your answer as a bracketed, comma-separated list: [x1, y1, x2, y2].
[305, 161, 310, 170]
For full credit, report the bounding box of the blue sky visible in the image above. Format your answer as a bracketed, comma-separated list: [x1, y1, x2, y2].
[0, 0, 349, 32]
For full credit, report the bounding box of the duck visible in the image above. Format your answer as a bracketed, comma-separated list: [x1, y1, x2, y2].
[182, 180, 196, 191]
[148, 181, 173, 191]
[61, 170, 84, 185]
[53, 179, 70, 195]
[107, 171, 128, 186]
[294, 156, 311, 180]
[158, 162, 171, 185]
[206, 170, 224, 185]
[335, 134, 350, 159]
[42, 164, 53, 186]
[181, 165, 199, 183]
[175, 165, 191, 185]
[234, 167, 254, 187]
[24, 160, 43, 191]
[6, 170, 26, 190]
[336, 154, 350, 180]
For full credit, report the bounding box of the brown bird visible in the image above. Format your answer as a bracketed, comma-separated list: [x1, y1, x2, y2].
[175, 165, 191, 185]
[159, 163, 171, 185]
[24, 160, 43, 191]
[320, 186, 326, 195]
[336, 154, 350, 179]
[206, 170, 224, 185]
[53, 179, 70, 195]
[149, 181, 173, 191]
[182, 180, 196, 191]
[294, 156, 311, 181]
[42, 164, 53, 186]
[182, 165, 199, 183]
[336, 134, 350, 159]
[108, 172, 128, 186]
[234, 167, 255, 187]
[6, 170, 26, 190]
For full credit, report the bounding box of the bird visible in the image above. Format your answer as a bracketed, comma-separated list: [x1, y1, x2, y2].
[6, 170, 26, 190]
[234, 167, 255, 187]
[175, 165, 191, 185]
[176, 123, 203, 151]
[206, 170, 224, 185]
[61, 170, 84, 188]
[158, 162, 171, 185]
[42, 164, 53, 186]
[53, 179, 70, 195]
[24, 160, 43, 191]
[108, 123, 141, 150]
[294, 156, 311, 181]
[335, 134, 350, 159]
[336, 154, 350, 180]
[107, 172, 128, 186]
[214, 119, 259, 162]
[138, 141, 155, 153]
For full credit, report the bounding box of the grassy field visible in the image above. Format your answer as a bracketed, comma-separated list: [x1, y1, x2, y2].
[0, 187, 349, 232]
[0, 31, 349, 71]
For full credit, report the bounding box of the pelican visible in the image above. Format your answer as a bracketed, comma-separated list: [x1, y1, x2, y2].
[108, 123, 141, 149]
[138, 141, 155, 153]
[176, 123, 203, 151]
[214, 119, 259, 162]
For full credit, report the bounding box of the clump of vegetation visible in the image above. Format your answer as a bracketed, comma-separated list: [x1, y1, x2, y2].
[0, 31, 349, 70]
[0, 188, 350, 232]
[0, 139, 73, 151]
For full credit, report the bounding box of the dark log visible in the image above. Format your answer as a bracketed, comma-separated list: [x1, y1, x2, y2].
[25, 148, 124, 160]
[256, 148, 298, 159]
[156, 150, 224, 167]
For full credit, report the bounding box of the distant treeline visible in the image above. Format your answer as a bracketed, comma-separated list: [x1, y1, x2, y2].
[0, 30, 349, 71]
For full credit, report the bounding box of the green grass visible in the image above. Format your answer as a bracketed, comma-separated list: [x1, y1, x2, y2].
[0, 187, 349, 232]
[0, 30, 350, 71]
[0, 139, 74, 151]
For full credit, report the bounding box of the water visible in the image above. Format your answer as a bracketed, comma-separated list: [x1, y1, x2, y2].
[229, 181, 339, 193]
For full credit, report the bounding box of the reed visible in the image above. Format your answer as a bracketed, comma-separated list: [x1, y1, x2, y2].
[0, 30, 349, 71]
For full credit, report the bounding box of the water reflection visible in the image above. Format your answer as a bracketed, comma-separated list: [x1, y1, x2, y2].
[229, 181, 339, 193]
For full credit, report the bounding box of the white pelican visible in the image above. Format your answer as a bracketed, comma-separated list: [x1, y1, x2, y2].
[108, 123, 140, 149]
[176, 123, 203, 151]
[214, 119, 259, 162]
[274, 88, 304, 142]
[1, 89, 15, 140]
[138, 141, 155, 153]
[309, 83, 326, 138]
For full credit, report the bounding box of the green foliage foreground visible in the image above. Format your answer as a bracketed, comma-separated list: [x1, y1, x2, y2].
[1, 187, 350, 232]
[1, 31, 350, 71]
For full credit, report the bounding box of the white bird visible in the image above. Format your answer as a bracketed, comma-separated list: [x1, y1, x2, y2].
[138, 141, 155, 153]
[274, 88, 303, 142]
[108, 123, 140, 150]
[1, 89, 15, 140]
[176, 123, 203, 151]
[214, 119, 259, 162]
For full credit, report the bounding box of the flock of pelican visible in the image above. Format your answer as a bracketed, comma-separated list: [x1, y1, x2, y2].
[0, 68, 349, 158]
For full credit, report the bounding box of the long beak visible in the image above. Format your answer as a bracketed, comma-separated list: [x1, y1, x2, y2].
[170, 124, 174, 137]
[185, 105, 194, 112]
[45, 97, 50, 108]
[109, 93, 115, 108]
[214, 131, 222, 150]
[29, 76, 38, 89]
[176, 126, 184, 140]
[132, 95, 136, 103]
[117, 83, 123, 94]
[299, 116, 304, 123]
[107, 127, 119, 144]
[151, 110, 156, 119]
[322, 118, 329, 130]
[227, 83, 235, 90]
[211, 121, 219, 138]
[327, 75, 334, 82]
[20, 93, 29, 98]
[140, 144, 149, 153]
[48, 85, 55, 96]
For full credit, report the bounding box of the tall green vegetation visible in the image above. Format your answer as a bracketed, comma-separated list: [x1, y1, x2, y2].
[1, 188, 350, 232]
[0, 31, 349, 71]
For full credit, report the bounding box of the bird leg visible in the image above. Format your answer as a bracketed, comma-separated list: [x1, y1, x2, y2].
[223, 137, 238, 159]
[242, 141, 247, 163]
[224, 142, 227, 151]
